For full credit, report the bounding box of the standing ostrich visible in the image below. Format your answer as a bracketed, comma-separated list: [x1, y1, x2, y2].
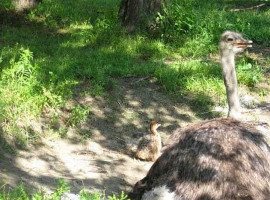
[130, 31, 270, 200]
[220, 31, 252, 120]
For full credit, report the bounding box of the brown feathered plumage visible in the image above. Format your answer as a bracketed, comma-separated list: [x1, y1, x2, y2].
[130, 118, 270, 200]
[135, 121, 162, 162]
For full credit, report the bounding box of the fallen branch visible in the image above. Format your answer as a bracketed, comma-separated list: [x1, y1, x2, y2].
[230, 3, 266, 12]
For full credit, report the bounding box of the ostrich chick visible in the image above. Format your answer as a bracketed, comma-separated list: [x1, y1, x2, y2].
[135, 121, 162, 162]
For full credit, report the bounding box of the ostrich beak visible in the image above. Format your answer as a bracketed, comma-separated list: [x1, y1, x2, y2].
[234, 40, 253, 48]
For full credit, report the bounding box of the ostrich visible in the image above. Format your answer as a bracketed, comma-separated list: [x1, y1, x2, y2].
[220, 31, 252, 120]
[129, 31, 270, 200]
[135, 121, 162, 162]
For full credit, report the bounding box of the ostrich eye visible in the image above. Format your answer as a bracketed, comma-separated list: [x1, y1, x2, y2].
[227, 38, 234, 42]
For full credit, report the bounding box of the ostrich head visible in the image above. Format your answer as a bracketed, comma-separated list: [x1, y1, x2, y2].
[219, 31, 252, 55]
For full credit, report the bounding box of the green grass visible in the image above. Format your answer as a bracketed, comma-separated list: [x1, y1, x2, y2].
[0, 0, 269, 147]
[154, 0, 270, 55]
[0, 179, 130, 200]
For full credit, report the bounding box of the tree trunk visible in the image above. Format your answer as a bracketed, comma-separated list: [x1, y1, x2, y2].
[14, 0, 42, 12]
[119, 0, 167, 33]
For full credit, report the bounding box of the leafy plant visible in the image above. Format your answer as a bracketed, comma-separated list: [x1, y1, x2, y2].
[52, 179, 70, 199]
[67, 105, 91, 127]
[0, 180, 130, 200]
[13, 48, 34, 80]
[89, 82, 105, 97]
[108, 191, 130, 200]
[58, 126, 68, 138]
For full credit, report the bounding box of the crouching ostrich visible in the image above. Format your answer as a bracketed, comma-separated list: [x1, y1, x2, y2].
[129, 31, 270, 200]
[126, 121, 162, 162]
[135, 121, 162, 162]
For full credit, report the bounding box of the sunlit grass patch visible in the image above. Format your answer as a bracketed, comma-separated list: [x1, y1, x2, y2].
[237, 56, 263, 87]
[155, 60, 225, 103]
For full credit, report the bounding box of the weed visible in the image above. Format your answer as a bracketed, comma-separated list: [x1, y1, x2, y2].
[0, 180, 130, 200]
[58, 126, 68, 138]
[10, 48, 34, 80]
[79, 190, 105, 200]
[108, 191, 131, 200]
[52, 179, 70, 199]
[67, 105, 91, 127]
[89, 82, 105, 97]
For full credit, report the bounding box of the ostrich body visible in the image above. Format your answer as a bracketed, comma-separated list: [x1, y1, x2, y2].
[131, 118, 270, 200]
[135, 121, 162, 162]
[130, 31, 270, 200]
[219, 31, 252, 120]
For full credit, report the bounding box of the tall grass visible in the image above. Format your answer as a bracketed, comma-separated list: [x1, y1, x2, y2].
[154, 0, 270, 55]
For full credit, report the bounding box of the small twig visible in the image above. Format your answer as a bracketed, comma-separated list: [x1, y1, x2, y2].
[132, 76, 152, 84]
[116, 100, 121, 106]
[230, 3, 265, 12]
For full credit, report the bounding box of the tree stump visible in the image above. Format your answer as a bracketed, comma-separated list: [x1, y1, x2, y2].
[118, 0, 167, 33]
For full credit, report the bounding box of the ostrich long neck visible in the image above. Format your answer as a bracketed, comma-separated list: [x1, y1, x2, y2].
[221, 49, 241, 120]
[150, 127, 158, 135]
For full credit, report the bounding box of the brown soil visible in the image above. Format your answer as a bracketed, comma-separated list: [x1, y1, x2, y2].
[0, 75, 269, 196]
